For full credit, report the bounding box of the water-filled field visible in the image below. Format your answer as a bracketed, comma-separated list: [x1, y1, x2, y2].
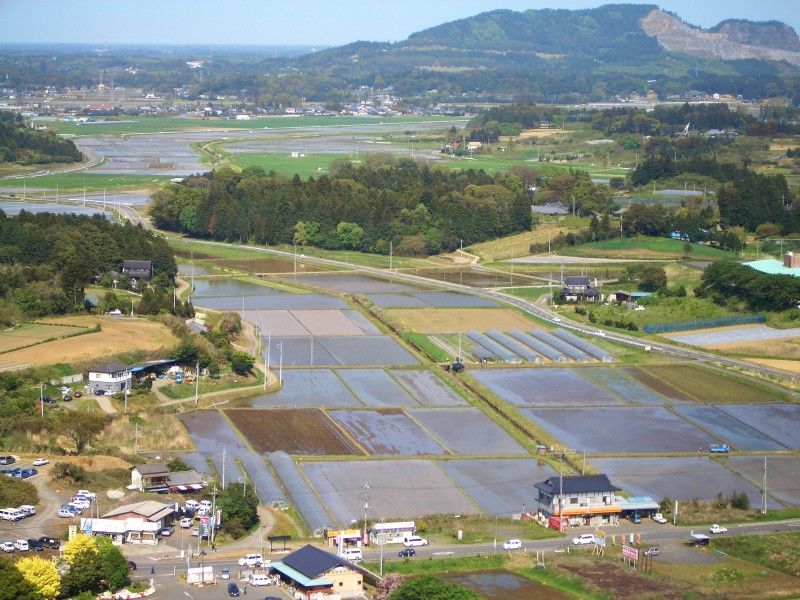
[409, 408, 528, 455]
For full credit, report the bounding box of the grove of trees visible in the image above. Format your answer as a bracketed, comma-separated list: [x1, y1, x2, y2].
[0, 111, 82, 164]
[150, 157, 532, 255]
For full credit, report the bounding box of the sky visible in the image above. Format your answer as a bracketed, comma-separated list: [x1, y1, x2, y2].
[1, 0, 798, 46]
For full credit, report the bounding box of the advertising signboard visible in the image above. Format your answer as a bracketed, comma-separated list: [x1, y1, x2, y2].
[622, 545, 639, 561]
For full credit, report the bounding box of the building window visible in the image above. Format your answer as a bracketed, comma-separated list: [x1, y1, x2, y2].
[339, 582, 343, 587]
[570, 497, 578, 504]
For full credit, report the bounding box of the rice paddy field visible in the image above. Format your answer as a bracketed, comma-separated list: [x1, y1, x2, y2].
[385, 307, 537, 334]
[636, 365, 784, 404]
[330, 409, 446, 455]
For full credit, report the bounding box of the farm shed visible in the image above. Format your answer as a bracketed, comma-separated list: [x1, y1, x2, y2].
[270, 544, 367, 596]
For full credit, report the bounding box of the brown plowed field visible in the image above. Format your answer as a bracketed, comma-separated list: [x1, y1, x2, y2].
[225, 408, 361, 455]
[385, 307, 537, 334]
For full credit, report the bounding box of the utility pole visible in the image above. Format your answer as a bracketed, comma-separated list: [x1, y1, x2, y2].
[762, 457, 768, 515]
[278, 342, 283, 385]
[379, 516, 385, 576]
[222, 448, 226, 490]
[134, 423, 139, 455]
[40, 382, 43, 417]
[210, 485, 218, 550]
[294, 243, 297, 275]
[362, 483, 371, 546]
[389, 240, 393, 270]
[194, 360, 200, 408]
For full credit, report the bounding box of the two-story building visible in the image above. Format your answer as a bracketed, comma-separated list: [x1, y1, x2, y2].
[534, 474, 621, 528]
[270, 544, 367, 597]
[121, 260, 152, 288]
[561, 276, 600, 302]
[87, 361, 132, 395]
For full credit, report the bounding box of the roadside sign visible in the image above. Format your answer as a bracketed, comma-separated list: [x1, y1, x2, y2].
[593, 534, 606, 548]
[622, 545, 639, 561]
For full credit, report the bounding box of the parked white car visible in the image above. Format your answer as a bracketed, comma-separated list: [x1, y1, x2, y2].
[1, 541, 14, 552]
[652, 513, 667, 524]
[14, 539, 29, 551]
[185, 500, 199, 510]
[250, 573, 270, 586]
[709, 524, 728, 534]
[199, 500, 212, 510]
[503, 539, 522, 550]
[32, 458, 49, 466]
[238, 553, 263, 567]
[17, 505, 35, 517]
[58, 507, 77, 518]
[572, 533, 595, 545]
[75, 490, 96, 500]
[403, 536, 428, 547]
[180, 517, 193, 528]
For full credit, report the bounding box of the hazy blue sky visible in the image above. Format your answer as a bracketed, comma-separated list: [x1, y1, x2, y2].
[1, 0, 798, 46]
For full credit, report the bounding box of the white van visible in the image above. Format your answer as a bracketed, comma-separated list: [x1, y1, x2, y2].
[340, 547, 363, 561]
[250, 573, 270, 586]
[403, 535, 428, 547]
[0, 508, 24, 521]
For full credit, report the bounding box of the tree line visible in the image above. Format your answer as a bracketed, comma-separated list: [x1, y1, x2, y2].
[0, 210, 176, 326]
[695, 261, 800, 311]
[150, 157, 532, 255]
[0, 111, 82, 164]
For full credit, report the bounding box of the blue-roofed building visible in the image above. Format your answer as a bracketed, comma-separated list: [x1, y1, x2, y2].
[269, 544, 367, 596]
[745, 253, 800, 277]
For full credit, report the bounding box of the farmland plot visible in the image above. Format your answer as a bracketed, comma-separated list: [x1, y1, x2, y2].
[471, 368, 620, 407]
[291, 273, 427, 294]
[408, 408, 528, 455]
[0, 322, 87, 353]
[302, 459, 479, 525]
[579, 367, 672, 406]
[293, 309, 366, 336]
[190, 278, 281, 298]
[442, 459, 556, 516]
[330, 410, 445, 455]
[674, 405, 788, 450]
[337, 369, 419, 407]
[226, 408, 359, 455]
[521, 407, 711, 453]
[718, 404, 800, 449]
[726, 456, 800, 506]
[179, 410, 249, 454]
[198, 294, 346, 310]
[244, 369, 361, 408]
[391, 370, 467, 406]
[591, 457, 780, 508]
[637, 365, 781, 404]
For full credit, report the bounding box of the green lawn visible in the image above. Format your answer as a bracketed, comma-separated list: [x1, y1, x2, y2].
[158, 370, 264, 400]
[0, 173, 169, 192]
[561, 236, 736, 260]
[713, 532, 800, 577]
[228, 152, 337, 178]
[41, 115, 466, 137]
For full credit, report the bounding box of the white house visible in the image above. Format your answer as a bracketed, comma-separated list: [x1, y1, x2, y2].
[535, 474, 621, 527]
[87, 361, 132, 395]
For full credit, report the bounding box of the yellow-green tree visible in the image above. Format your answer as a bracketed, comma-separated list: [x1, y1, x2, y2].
[16, 556, 60, 599]
[62, 534, 98, 564]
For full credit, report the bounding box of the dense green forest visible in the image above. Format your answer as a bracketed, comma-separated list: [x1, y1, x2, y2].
[695, 261, 800, 311]
[0, 211, 176, 326]
[4, 5, 800, 104]
[0, 111, 82, 163]
[150, 157, 532, 254]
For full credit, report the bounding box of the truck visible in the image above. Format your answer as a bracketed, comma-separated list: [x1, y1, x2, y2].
[709, 444, 730, 453]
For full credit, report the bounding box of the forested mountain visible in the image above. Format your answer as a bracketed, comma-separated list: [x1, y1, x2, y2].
[0, 111, 82, 164]
[3, 5, 799, 104]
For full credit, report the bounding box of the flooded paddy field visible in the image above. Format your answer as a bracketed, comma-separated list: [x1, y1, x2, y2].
[302, 459, 480, 524]
[591, 456, 781, 508]
[521, 406, 711, 453]
[330, 409, 446, 455]
[471, 368, 621, 407]
[408, 407, 528, 455]
[674, 405, 789, 450]
[441, 459, 556, 515]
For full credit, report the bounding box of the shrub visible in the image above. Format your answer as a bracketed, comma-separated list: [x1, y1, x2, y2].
[51, 462, 88, 484]
[0, 477, 39, 508]
[730, 491, 750, 510]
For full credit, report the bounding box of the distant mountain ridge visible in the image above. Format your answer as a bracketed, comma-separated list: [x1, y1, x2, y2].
[289, 3, 800, 102]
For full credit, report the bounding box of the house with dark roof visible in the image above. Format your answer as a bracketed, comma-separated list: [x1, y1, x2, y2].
[130, 463, 207, 493]
[87, 360, 132, 394]
[532, 201, 569, 216]
[269, 544, 366, 597]
[534, 474, 621, 527]
[561, 276, 600, 302]
[122, 260, 152, 287]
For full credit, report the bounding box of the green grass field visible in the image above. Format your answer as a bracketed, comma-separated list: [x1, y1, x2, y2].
[713, 532, 800, 577]
[41, 115, 466, 137]
[561, 236, 736, 260]
[0, 173, 169, 192]
[639, 364, 785, 404]
[228, 152, 336, 178]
